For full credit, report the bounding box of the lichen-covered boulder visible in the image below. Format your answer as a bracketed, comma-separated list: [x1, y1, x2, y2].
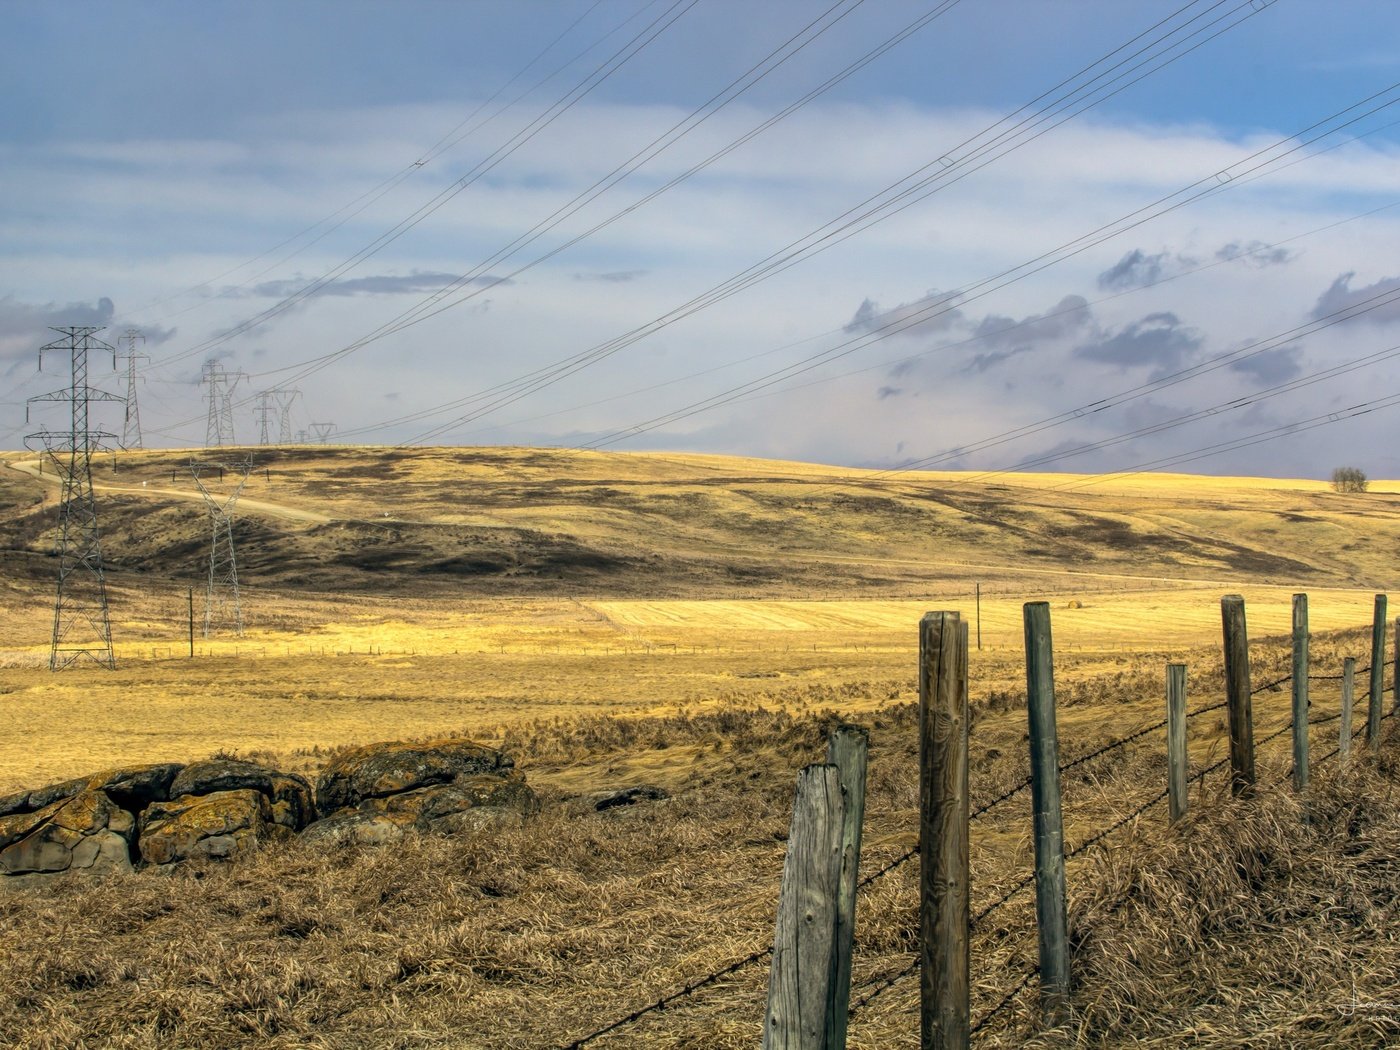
[0, 790, 134, 877]
[0, 763, 183, 819]
[138, 789, 281, 867]
[170, 760, 314, 832]
[356, 773, 539, 828]
[299, 810, 406, 848]
[315, 739, 515, 816]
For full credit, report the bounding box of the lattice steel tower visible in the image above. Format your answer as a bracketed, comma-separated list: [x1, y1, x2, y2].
[253, 390, 276, 445]
[23, 326, 124, 670]
[119, 329, 147, 450]
[191, 457, 253, 636]
[201, 362, 244, 447]
[274, 388, 300, 444]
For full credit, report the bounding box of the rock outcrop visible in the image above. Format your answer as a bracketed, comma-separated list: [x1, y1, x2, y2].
[0, 790, 135, 880]
[303, 739, 538, 845]
[0, 738, 536, 886]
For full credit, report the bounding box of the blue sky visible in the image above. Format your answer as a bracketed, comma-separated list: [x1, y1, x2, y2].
[3, 0, 1400, 479]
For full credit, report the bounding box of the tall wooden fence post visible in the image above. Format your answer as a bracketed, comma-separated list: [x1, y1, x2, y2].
[1393, 616, 1399, 714]
[825, 725, 868, 1050]
[187, 587, 195, 659]
[1023, 602, 1070, 1025]
[919, 612, 969, 1050]
[1341, 658, 1356, 761]
[763, 764, 846, 1050]
[1292, 593, 1310, 792]
[1367, 594, 1388, 751]
[1221, 595, 1256, 797]
[1166, 663, 1188, 824]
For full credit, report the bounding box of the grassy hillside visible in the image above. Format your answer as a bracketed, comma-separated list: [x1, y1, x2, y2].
[1, 446, 1398, 1047]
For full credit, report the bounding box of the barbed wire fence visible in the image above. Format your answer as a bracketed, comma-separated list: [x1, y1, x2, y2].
[555, 607, 1395, 1049]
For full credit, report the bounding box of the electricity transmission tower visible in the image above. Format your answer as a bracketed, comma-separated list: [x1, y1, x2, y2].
[253, 391, 276, 445]
[190, 457, 254, 637]
[202, 362, 244, 447]
[119, 329, 147, 450]
[310, 421, 337, 444]
[253, 387, 301, 444]
[23, 326, 124, 670]
[275, 388, 300, 444]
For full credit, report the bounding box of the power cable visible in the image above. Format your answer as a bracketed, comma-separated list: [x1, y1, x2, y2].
[147, 0, 701, 374]
[580, 81, 1400, 451]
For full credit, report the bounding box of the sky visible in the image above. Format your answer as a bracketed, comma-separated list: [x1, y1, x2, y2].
[3, 0, 1400, 480]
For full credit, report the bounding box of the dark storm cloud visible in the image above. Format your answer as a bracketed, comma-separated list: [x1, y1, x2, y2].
[1216, 241, 1294, 268]
[1073, 311, 1202, 377]
[876, 385, 903, 399]
[971, 295, 1093, 352]
[0, 295, 116, 360]
[1228, 345, 1303, 384]
[225, 272, 511, 300]
[1310, 272, 1400, 324]
[844, 289, 965, 338]
[1098, 249, 1166, 291]
[964, 345, 1033, 374]
[574, 270, 647, 283]
[883, 294, 1095, 383]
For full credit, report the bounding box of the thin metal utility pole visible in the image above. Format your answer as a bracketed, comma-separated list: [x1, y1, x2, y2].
[23, 326, 125, 670]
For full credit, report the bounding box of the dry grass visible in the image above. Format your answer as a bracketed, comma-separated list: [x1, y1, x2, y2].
[2, 658, 1397, 1048]
[2, 446, 1399, 1046]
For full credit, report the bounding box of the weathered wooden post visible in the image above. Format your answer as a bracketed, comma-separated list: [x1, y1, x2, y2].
[1024, 602, 1070, 1025]
[1166, 663, 1188, 824]
[1393, 616, 1399, 715]
[187, 587, 195, 659]
[1341, 658, 1356, 761]
[825, 724, 868, 1050]
[1367, 594, 1387, 751]
[1221, 595, 1256, 796]
[762, 764, 846, 1050]
[1292, 593, 1310, 792]
[919, 612, 969, 1050]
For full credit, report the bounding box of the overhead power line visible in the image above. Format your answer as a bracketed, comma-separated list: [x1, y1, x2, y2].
[147, 0, 701, 374]
[356, 0, 1282, 446]
[120, 0, 628, 327]
[576, 80, 1400, 452]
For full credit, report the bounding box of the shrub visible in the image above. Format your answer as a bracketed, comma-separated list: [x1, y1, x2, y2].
[1330, 466, 1368, 493]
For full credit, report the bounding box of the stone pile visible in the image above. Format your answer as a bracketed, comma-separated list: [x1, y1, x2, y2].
[0, 738, 536, 887]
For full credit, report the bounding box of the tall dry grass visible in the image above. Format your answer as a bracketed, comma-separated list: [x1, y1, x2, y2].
[2, 680, 1398, 1048]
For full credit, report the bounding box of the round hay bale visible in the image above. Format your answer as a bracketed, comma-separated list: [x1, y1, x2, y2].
[1066, 599, 1083, 609]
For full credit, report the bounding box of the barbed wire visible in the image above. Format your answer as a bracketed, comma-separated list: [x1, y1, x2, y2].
[969, 965, 1041, 1037]
[846, 954, 919, 1017]
[557, 664, 1389, 1047]
[556, 944, 772, 1049]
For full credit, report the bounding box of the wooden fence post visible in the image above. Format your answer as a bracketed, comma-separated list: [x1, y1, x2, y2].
[919, 612, 969, 1050]
[1292, 593, 1309, 792]
[1393, 616, 1399, 715]
[763, 764, 846, 1050]
[1341, 658, 1356, 761]
[1367, 594, 1387, 751]
[1221, 595, 1256, 797]
[825, 725, 868, 1050]
[1166, 663, 1188, 824]
[1024, 602, 1070, 1026]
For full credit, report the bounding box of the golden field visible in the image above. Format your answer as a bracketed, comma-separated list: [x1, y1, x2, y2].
[1, 445, 1398, 1048]
[0, 445, 1395, 791]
